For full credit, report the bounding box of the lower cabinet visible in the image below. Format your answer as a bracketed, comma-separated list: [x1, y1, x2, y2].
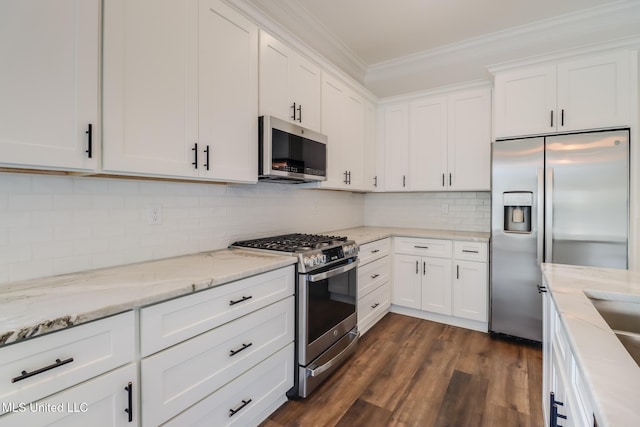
[357, 239, 391, 335]
[392, 238, 488, 331]
[0, 364, 138, 427]
[543, 289, 595, 427]
[139, 265, 295, 427]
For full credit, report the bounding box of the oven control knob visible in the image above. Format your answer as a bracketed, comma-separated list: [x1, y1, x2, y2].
[318, 254, 327, 264]
[304, 256, 314, 267]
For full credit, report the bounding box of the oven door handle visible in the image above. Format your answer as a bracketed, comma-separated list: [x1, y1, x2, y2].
[307, 260, 359, 282]
[308, 330, 359, 377]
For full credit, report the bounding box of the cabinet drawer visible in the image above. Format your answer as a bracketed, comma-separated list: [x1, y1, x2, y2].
[0, 363, 138, 427]
[0, 311, 134, 415]
[358, 282, 390, 334]
[163, 342, 293, 427]
[358, 238, 390, 265]
[453, 241, 488, 262]
[140, 265, 294, 356]
[141, 296, 294, 427]
[358, 256, 390, 297]
[394, 237, 452, 258]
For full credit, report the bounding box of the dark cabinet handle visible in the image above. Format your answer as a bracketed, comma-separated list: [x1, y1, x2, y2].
[561, 109, 564, 126]
[402, 175, 406, 187]
[348, 171, 351, 185]
[456, 264, 460, 279]
[229, 295, 252, 306]
[371, 274, 380, 279]
[449, 173, 452, 186]
[414, 245, 429, 249]
[462, 249, 479, 254]
[423, 261, 426, 275]
[204, 145, 210, 171]
[371, 303, 380, 309]
[415, 260, 418, 274]
[192, 143, 198, 169]
[291, 102, 297, 121]
[371, 249, 380, 254]
[537, 284, 547, 293]
[229, 399, 252, 417]
[297, 104, 302, 122]
[550, 110, 554, 127]
[124, 382, 133, 422]
[229, 342, 253, 357]
[373, 176, 377, 187]
[11, 357, 74, 383]
[442, 173, 445, 187]
[85, 124, 93, 158]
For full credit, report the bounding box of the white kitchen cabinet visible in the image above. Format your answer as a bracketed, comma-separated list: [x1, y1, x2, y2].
[320, 73, 366, 190]
[357, 239, 391, 335]
[259, 31, 321, 132]
[362, 100, 380, 191]
[494, 50, 632, 138]
[380, 86, 491, 192]
[0, 0, 99, 172]
[139, 266, 294, 427]
[0, 311, 135, 415]
[103, 0, 258, 183]
[542, 289, 596, 427]
[0, 364, 138, 427]
[380, 104, 410, 191]
[392, 238, 488, 331]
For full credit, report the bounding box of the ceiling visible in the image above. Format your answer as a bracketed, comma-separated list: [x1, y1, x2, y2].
[239, 0, 640, 97]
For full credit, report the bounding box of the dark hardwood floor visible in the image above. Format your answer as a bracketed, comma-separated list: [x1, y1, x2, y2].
[262, 313, 543, 427]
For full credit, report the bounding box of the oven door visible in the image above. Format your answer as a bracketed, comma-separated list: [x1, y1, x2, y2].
[299, 258, 358, 366]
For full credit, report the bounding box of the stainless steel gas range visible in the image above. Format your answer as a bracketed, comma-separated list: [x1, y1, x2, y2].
[231, 233, 359, 397]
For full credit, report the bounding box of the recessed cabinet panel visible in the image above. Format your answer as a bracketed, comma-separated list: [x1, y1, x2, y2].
[0, 0, 99, 171]
[382, 104, 410, 191]
[453, 260, 487, 322]
[410, 96, 448, 191]
[421, 258, 452, 315]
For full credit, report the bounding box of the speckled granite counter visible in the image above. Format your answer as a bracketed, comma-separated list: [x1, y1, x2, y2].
[541, 263, 640, 427]
[0, 249, 296, 346]
[324, 226, 490, 245]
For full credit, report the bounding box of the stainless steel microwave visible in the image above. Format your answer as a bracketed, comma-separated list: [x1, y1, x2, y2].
[259, 115, 327, 183]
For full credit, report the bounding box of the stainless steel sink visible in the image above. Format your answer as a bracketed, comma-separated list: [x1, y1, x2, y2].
[585, 291, 640, 367]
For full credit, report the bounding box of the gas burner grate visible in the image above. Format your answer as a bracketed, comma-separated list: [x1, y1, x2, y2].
[232, 233, 347, 252]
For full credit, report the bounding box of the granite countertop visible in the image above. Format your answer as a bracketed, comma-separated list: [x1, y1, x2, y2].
[0, 249, 296, 347]
[541, 263, 640, 427]
[324, 226, 490, 245]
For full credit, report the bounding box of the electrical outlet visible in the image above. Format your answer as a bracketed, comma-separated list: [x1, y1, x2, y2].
[148, 205, 162, 225]
[441, 203, 449, 214]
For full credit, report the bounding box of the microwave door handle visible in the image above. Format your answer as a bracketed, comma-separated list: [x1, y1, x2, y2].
[307, 260, 359, 282]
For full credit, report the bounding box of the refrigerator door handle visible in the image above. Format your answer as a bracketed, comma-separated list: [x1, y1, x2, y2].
[545, 168, 554, 262]
[537, 168, 544, 265]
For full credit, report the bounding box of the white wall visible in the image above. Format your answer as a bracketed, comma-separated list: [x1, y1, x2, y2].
[364, 191, 490, 232]
[0, 173, 364, 285]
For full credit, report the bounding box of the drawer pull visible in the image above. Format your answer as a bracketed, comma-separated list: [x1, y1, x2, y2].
[11, 357, 74, 383]
[414, 245, 429, 249]
[371, 249, 380, 254]
[229, 295, 252, 306]
[462, 249, 479, 254]
[371, 303, 380, 309]
[229, 399, 252, 417]
[229, 342, 253, 357]
[124, 382, 133, 422]
[371, 274, 380, 279]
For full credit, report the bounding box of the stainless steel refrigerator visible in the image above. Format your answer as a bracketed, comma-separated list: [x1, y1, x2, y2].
[490, 129, 629, 342]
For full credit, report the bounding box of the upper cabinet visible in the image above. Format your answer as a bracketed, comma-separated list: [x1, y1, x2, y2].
[493, 50, 632, 138]
[380, 86, 491, 192]
[0, 0, 100, 172]
[103, 0, 258, 183]
[320, 73, 371, 191]
[259, 31, 321, 133]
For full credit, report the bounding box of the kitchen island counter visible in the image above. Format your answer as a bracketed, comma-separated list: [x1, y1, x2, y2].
[541, 263, 640, 427]
[0, 249, 296, 347]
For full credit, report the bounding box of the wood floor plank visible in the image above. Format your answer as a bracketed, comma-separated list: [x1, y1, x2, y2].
[261, 313, 544, 427]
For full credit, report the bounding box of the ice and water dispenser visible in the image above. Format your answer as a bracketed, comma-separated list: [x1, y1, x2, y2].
[503, 192, 533, 233]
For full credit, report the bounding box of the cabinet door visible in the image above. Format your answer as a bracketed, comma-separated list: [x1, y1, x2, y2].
[409, 96, 448, 191]
[0, 0, 99, 171]
[320, 74, 347, 188]
[382, 104, 410, 191]
[421, 257, 452, 315]
[557, 51, 630, 132]
[103, 0, 199, 178]
[493, 65, 556, 138]
[343, 90, 365, 189]
[392, 254, 421, 309]
[452, 260, 487, 322]
[291, 55, 322, 132]
[198, 0, 258, 183]
[447, 88, 491, 191]
[363, 100, 379, 191]
[1, 364, 138, 427]
[259, 31, 293, 124]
